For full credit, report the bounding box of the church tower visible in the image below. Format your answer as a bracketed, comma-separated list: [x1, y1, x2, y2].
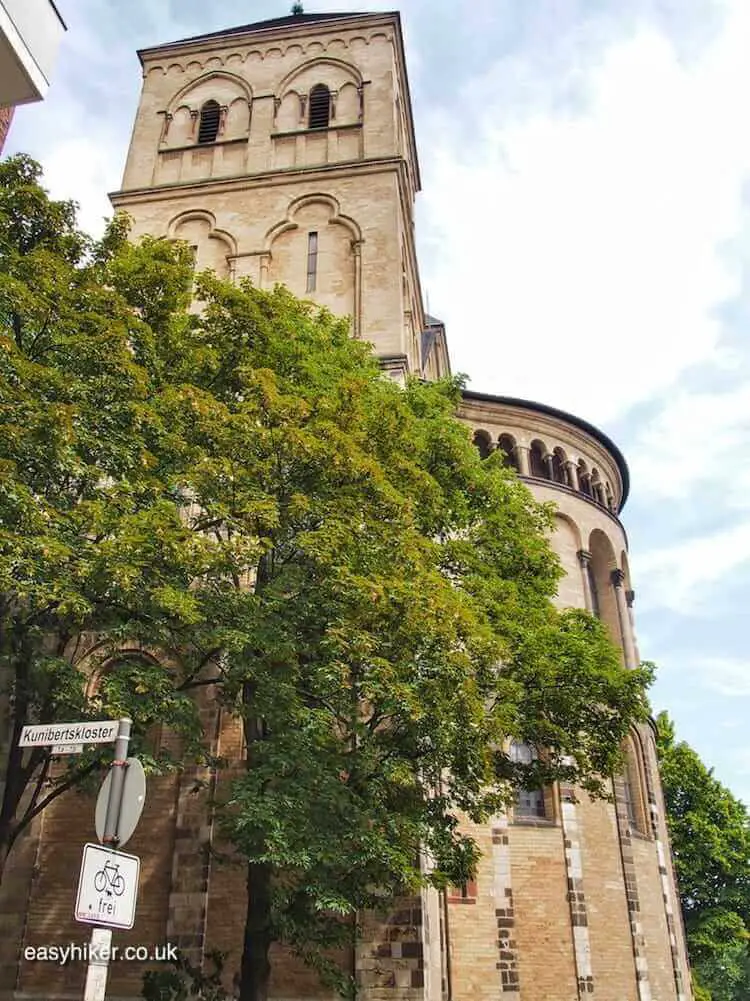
[111, 10, 449, 382]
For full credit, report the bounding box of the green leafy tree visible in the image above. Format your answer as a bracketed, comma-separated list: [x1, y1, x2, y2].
[657, 712, 750, 1000]
[0, 155, 209, 879]
[164, 270, 653, 1001]
[1, 155, 653, 1001]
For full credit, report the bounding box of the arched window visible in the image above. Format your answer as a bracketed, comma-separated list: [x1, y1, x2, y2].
[618, 738, 648, 835]
[551, 447, 567, 484]
[308, 84, 331, 129]
[197, 100, 221, 144]
[529, 440, 548, 479]
[509, 740, 546, 820]
[473, 429, 492, 460]
[497, 433, 519, 471]
[90, 655, 174, 757]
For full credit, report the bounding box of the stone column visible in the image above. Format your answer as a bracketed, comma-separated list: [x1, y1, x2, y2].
[567, 461, 580, 490]
[159, 112, 173, 143]
[516, 445, 530, 477]
[544, 453, 554, 479]
[611, 570, 638, 670]
[218, 104, 229, 136]
[625, 590, 641, 666]
[578, 550, 593, 613]
[259, 252, 271, 289]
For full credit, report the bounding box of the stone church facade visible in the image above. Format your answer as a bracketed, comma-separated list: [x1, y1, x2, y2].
[0, 10, 692, 1001]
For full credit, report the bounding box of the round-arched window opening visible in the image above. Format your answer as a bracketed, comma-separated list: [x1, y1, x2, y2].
[473, 430, 492, 460]
[197, 100, 221, 144]
[551, 447, 567, 484]
[309, 84, 331, 129]
[498, 434, 519, 472]
[530, 441, 549, 479]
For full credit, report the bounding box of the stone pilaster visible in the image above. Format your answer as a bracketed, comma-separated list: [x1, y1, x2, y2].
[613, 775, 652, 1001]
[625, 590, 641, 666]
[492, 812, 519, 994]
[641, 731, 689, 1001]
[611, 570, 638, 670]
[559, 779, 594, 997]
[578, 551, 593, 614]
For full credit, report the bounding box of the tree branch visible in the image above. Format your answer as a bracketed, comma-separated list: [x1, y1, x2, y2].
[9, 758, 102, 849]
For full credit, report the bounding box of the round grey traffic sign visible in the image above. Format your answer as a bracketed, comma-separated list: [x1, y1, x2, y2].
[95, 757, 146, 849]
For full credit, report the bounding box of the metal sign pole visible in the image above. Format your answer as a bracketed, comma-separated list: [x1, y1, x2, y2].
[82, 717, 131, 1001]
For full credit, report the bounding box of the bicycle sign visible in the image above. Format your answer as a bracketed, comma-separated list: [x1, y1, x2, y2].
[94, 859, 125, 897]
[75, 843, 140, 930]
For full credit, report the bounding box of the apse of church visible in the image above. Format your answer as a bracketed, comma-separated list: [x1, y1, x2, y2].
[0, 10, 692, 1001]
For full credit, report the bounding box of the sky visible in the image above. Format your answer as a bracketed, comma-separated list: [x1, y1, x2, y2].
[8, 0, 750, 801]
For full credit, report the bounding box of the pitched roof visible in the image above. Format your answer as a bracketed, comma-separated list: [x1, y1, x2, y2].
[165, 11, 382, 49]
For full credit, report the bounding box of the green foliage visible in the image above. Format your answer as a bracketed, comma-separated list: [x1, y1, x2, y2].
[142, 951, 231, 1001]
[166, 270, 652, 995]
[0, 155, 205, 863]
[1, 155, 653, 999]
[657, 712, 750, 1000]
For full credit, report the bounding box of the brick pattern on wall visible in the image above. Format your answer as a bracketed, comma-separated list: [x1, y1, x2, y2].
[613, 775, 652, 1001]
[492, 813, 519, 994]
[357, 896, 425, 1000]
[559, 782, 594, 997]
[640, 733, 688, 1001]
[165, 692, 221, 964]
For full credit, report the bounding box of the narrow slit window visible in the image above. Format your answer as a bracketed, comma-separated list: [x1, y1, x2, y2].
[198, 100, 220, 144]
[306, 231, 318, 292]
[308, 84, 331, 129]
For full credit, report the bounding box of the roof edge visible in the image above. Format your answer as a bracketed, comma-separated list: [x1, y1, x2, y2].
[137, 10, 399, 63]
[460, 389, 630, 507]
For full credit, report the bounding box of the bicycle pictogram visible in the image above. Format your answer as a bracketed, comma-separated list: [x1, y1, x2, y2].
[93, 859, 125, 897]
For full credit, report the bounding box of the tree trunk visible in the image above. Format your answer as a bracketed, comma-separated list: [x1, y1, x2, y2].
[0, 829, 11, 886]
[0, 641, 32, 888]
[239, 860, 273, 1001]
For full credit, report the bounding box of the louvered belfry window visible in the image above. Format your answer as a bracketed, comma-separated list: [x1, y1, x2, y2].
[308, 84, 331, 129]
[198, 100, 221, 144]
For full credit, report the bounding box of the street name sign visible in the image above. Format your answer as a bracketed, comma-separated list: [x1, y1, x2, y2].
[19, 721, 118, 748]
[51, 743, 84, 755]
[74, 843, 140, 930]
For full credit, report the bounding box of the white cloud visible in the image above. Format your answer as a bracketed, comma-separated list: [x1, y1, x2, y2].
[41, 137, 120, 237]
[675, 656, 750, 698]
[627, 381, 750, 503]
[637, 519, 750, 613]
[419, 0, 750, 425]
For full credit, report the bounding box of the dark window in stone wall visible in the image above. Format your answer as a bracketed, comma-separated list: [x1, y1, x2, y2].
[198, 100, 221, 144]
[309, 84, 331, 129]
